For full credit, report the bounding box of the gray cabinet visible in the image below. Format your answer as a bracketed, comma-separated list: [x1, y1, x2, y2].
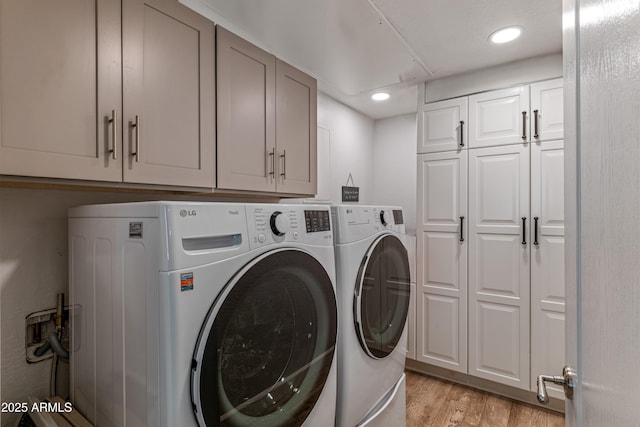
[0, 0, 215, 188]
[275, 59, 317, 195]
[0, 0, 121, 181]
[122, 0, 215, 188]
[216, 27, 317, 196]
[216, 26, 275, 193]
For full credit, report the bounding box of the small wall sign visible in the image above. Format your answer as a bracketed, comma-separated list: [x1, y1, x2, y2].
[342, 173, 359, 202]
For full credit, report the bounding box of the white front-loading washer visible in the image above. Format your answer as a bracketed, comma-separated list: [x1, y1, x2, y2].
[331, 205, 411, 427]
[69, 201, 337, 427]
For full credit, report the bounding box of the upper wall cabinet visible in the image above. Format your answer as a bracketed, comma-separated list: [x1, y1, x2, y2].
[275, 59, 317, 195]
[216, 27, 317, 196]
[0, 0, 121, 181]
[468, 86, 530, 149]
[530, 78, 564, 142]
[0, 0, 215, 188]
[418, 97, 468, 154]
[122, 0, 215, 188]
[216, 27, 275, 193]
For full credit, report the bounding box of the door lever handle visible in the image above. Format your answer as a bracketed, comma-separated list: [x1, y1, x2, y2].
[537, 366, 576, 403]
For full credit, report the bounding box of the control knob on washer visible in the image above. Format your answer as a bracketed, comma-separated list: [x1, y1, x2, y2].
[270, 211, 290, 236]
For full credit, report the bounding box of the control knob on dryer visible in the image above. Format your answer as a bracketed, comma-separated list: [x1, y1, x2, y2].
[379, 210, 389, 226]
[270, 211, 290, 236]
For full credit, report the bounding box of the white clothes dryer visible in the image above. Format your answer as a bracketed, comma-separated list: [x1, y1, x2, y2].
[331, 205, 411, 427]
[69, 202, 338, 427]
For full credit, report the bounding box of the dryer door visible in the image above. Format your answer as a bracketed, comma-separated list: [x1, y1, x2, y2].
[191, 249, 337, 427]
[355, 234, 411, 359]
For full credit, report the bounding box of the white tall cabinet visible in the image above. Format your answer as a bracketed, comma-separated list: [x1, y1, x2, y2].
[530, 139, 565, 398]
[415, 78, 565, 396]
[468, 86, 530, 148]
[419, 97, 468, 153]
[468, 143, 530, 389]
[416, 149, 468, 373]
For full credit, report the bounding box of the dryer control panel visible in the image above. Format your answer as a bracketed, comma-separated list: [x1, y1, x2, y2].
[246, 204, 333, 249]
[331, 205, 406, 244]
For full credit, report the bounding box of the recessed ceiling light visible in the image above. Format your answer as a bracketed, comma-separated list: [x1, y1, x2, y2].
[489, 26, 523, 44]
[371, 92, 390, 101]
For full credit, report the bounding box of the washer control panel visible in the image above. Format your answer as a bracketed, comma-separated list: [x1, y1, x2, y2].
[247, 204, 332, 248]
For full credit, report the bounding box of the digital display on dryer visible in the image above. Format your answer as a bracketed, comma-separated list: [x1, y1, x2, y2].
[304, 210, 331, 232]
[392, 210, 404, 225]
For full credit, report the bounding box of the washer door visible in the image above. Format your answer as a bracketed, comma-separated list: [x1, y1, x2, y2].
[191, 249, 337, 427]
[354, 234, 411, 359]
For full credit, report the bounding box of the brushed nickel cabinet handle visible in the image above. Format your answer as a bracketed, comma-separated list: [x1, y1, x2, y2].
[522, 111, 527, 140]
[131, 115, 140, 162]
[108, 110, 118, 160]
[280, 150, 286, 179]
[268, 148, 275, 179]
[533, 109, 540, 139]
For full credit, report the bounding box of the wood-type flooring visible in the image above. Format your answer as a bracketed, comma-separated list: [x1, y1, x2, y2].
[406, 371, 565, 427]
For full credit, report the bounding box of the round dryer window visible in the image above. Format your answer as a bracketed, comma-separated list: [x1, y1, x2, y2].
[191, 249, 337, 427]
[354, 234, 411, 359]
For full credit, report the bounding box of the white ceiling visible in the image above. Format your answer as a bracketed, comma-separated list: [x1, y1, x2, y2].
[181, 0, 562, 119]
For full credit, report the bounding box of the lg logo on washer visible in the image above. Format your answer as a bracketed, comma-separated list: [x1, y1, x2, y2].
[179, 209, 197, 217]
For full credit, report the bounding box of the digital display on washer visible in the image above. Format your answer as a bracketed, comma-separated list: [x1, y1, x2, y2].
[304, 210, 331, 232]
[392, 210, 404, 225]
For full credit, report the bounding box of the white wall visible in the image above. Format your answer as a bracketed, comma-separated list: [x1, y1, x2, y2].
[373, 114, 417, 235]
[423, 53, 563, 102]
[317, 92, 375, 204]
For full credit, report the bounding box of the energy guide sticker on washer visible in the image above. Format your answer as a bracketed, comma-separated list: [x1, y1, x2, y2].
[180, 273, 194, 292]
[129, 222, 143, 238]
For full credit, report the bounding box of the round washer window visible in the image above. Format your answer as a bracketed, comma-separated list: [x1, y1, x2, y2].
[354, 234, 411, 359]
[191, 249, 337, 427]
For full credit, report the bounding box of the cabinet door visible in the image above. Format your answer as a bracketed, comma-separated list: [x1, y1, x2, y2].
[216, 26, 276, 192]
[530, 79, 564, 142]
[122, 0, 215, 188]
[418, 97, 468, 153]
[468, 86, 530, 148]
[530, 141, 565, 399]
[468, 144, 530, 389]
[275, 59, 317, 195]
[0, 0, 121, 181]
[416, 151, 468, 373]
